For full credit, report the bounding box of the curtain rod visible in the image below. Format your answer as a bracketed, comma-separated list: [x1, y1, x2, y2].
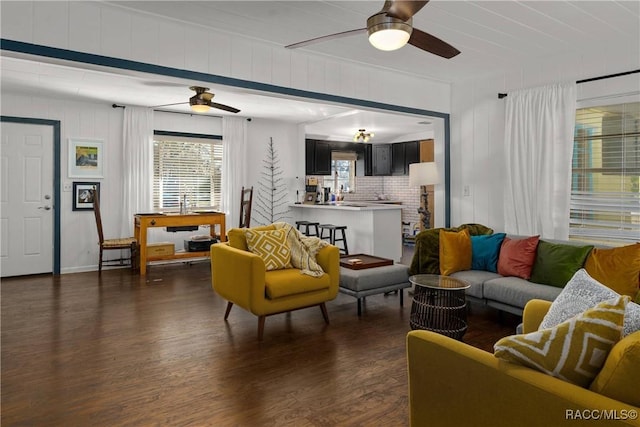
[111, 103, 223, 118]
[497, 69, 640, 99]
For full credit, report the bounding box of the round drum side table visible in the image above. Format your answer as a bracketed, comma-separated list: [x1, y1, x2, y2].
[409, 274, 470, 340]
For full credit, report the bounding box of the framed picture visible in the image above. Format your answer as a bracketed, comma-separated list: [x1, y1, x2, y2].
[73, 182, 100, 211]
[68, 138, 104, 178]
[303, 191, 317, 205]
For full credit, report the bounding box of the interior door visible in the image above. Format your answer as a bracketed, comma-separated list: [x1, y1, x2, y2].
[1, 122, 54, 277]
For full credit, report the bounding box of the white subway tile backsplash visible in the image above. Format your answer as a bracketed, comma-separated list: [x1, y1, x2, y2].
[311, 175, 421, 225]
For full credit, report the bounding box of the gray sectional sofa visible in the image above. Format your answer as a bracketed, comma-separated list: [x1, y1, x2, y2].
[408, 225, 610, 317]
[451, 236, 606, 316]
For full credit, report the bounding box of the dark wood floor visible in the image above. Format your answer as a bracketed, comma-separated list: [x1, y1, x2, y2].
[1, 262, 520, 426]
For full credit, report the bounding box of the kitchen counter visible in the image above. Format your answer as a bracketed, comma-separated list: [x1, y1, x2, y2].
[289, 203, 402, 262]
[289, 202, 402, 211]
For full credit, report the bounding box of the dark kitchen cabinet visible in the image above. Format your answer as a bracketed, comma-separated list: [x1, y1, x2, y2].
[314, 141, 331, 175]
[391, 141, 420, 175]
[391, 143, 405, 175]
[372, 144, 391, 176]
[364, 144, 373, 176]
[404, 141, 420, 171]
[305, 139, 315, 175]
[305, 140, 332, 175]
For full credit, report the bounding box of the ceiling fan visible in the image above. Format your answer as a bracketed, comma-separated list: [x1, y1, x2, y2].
[286, 0, 460, 59]
[154, 86, 241, 114]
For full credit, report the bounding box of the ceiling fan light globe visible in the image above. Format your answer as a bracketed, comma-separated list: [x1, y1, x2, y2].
[191, 104, 210, 113]
[367, 14, 412, 51]
[369, 28, 410, 51]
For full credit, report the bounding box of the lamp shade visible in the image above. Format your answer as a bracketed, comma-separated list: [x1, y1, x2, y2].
[409, 162, 440, 187]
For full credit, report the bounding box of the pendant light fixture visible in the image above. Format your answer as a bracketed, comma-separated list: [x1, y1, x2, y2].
[354, 129, 374, 142]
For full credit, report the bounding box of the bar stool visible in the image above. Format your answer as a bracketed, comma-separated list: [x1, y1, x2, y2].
[319, 224, 349, 255]
[295, 220, 320, 237]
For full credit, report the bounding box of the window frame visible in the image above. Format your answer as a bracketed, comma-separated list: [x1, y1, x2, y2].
[152, 132, 223, 211]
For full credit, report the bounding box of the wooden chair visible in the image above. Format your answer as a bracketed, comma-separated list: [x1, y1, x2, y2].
[91, 188, 138, 273]
[239, 186, 253, 228]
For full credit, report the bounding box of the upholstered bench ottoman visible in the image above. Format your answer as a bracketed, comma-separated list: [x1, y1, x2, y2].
[339, 264, 411, 316]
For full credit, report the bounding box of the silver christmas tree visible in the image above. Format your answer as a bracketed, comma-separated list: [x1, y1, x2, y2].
[253, 137, 290, 225]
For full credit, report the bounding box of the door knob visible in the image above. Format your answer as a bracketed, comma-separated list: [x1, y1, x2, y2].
[38, 206, 52, 211]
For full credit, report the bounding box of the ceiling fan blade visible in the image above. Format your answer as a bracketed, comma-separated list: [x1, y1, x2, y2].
[152, 101, 188, 108]
[385, 0, 429, 21]
[286, 28, 366, 49]
[408, 28, 460, 59]
[210, 102, 240, 114]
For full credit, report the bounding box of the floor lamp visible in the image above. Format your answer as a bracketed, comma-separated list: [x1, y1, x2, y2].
[409, 162, 440, 230]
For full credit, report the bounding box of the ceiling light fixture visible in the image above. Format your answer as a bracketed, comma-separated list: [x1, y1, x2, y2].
[354, 129, 374, 142]
[367, 13, 412, 51]
[190, 97, 211, 113]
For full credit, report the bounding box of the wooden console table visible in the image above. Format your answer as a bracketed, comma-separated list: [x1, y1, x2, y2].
[134, 212, 226, 275]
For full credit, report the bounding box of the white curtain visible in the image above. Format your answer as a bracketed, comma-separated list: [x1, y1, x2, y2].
[504, 82, 577, 239]
[120, 107, 154, 236]
[221, 117, 248, 230]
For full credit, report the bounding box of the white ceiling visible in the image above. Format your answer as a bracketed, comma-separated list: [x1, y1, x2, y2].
[1, 1, 638, 142]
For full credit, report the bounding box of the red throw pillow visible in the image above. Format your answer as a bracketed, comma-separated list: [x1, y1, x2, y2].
[497, 236, 540, 280]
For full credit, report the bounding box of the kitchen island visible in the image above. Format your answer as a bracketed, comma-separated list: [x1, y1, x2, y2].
[289, 202, 403, 262]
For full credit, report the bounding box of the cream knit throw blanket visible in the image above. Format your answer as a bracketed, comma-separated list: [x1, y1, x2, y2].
[273, 222, 328, 277]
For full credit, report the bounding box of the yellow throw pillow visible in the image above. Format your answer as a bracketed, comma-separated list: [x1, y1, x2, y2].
[245, 228, 291, 271]
[439, 229, 471, 276]
[584, 243, 640, 298]
[494, 296, 628, 388]
[589, 331, 640, 407]
[228, 225, 275, 251]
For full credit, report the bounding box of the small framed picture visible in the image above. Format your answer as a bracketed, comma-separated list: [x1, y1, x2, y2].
[303, 192, 317, 205]
[73, 182, 100, 211]
[68, 138, 104, 178]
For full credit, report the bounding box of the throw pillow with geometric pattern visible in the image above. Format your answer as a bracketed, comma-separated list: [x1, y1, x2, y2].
[245, 229, 292, 271]
[494, 295, 628, 388]
[539, 269, 640, 338]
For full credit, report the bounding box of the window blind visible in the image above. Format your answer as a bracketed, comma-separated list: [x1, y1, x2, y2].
[153, 139, 223, 210]
[570, 101, 640, 244]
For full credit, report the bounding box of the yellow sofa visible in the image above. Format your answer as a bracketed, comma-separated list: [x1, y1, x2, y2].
[407, 299, 640, 427]
[210, 227, 340, 340]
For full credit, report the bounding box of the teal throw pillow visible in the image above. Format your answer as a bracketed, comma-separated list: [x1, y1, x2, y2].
[530, 240, 594, 288]
[471, 233, 506, 273]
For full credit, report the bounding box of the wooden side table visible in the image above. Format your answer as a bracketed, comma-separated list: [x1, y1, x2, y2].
[409, 274, 470, 340]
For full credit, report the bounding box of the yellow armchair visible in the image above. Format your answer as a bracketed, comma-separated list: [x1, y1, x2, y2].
[407, 299, 640, 427]
[211, 239, 339, 340]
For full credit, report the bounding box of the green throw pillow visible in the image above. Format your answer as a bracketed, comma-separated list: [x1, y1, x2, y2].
[530, 240, 593, 288]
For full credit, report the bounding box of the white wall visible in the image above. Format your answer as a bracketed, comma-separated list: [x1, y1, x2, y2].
[0, 92, 307, 272]
[1, 1, 455, 272]
[245, 118, 303, 226]
[0, 1, 451, 114]
[450, 51, 640, 232]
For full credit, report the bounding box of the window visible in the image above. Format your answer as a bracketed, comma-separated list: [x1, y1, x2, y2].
[570, 101, 640, 245]
[323, 151, 356, 194]
[153, 136, 223, 210]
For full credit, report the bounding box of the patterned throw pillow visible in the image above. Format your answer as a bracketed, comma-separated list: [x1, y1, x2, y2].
[244, 229, 291, 271]
[539, 269, 640, 338]
[494, 296, 628, 388]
